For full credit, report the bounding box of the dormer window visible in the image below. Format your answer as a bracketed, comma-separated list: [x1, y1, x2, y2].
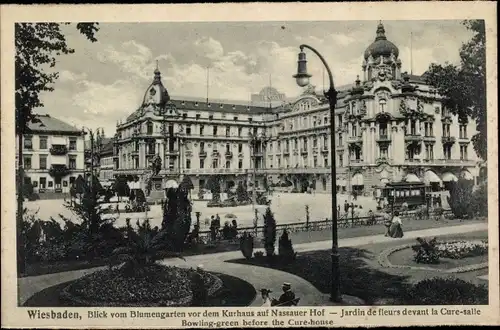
[248, 117, 253, 123]
[233, 116, 238, 121]
[195, 102, 199, 107]
[181, 101, 185, 106]
[182, 113, 188, 119]
[209, 115, 214, 120]
[208, 103, 211, 108]
[232, 105, 236, 110]
[219, 104, 223, 108]
[196, 114, 201, 120]
[147, 122, 153, 135]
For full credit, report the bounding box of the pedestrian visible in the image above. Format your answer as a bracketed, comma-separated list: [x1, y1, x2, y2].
[274, 283, 297, 306]
[388, 211, 404, 238]
[344, 200, 349, 215]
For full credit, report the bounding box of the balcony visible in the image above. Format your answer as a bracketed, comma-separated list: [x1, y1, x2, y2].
[321, 147, 329, 154]
[48, 164, 70, 178]
[131, 150, 139, 156]
[458, 135, 469, 142]
[225, 151, 233, 158]
[423, 135, 436, 142]
[376, 134, 391, 142]
[441, 136, 456, 145]
[50, 144, 68, 156]
[166, 149, 180, 155]
[404, 134, 423, 142]
[199, 150, 207, 158]
[300, 149, 308, 155]
[254, 150, 264, 157]
[347, 136, 363, 144]
[283, 150, 290, 156]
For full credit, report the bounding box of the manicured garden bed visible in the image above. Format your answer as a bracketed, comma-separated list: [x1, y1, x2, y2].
[389, 247, 488, 270]
[23, 267, 256, 307]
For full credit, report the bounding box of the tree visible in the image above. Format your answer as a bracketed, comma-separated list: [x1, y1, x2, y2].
[206, 175, 221, 202]
[114, 176, 130, 202]
[15, 22, 99, 273]
[263, 207, 277, 258]
[447, 178, 474, 218]
[425, 20, 486, 160]
[161, 188, 193, 251]
[236, 181, 249, 202]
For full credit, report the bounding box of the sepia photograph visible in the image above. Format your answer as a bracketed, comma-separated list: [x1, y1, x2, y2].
[1, 2, 498, 328]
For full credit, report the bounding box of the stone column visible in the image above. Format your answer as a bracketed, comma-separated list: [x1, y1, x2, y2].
[139, 141, 145, 169]
[371, 125, 376, 164]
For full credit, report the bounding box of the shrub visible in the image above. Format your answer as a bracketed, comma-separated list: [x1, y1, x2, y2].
[278, 229, 296, 264]
[239, 232, 254, 260]
[471, 182, 488, 217]
[161, 188, 192, 251]
[411, 237, 440, 264]
[406, 277, 488, 305]
[447, 178, 474, 218]
[263, 207, 277, 257]
[253, 251, 264, 259]
[236, 181, 249, 202]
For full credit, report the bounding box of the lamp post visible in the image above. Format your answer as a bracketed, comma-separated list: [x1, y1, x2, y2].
[294, 44, 341, 302]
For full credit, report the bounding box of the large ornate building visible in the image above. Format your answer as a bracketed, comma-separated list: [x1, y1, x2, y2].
[113, 22, 480, 198]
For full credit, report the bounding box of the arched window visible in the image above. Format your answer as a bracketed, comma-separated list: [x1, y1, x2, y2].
[379, 99, 387, 113]
[147, 122, 153, 135]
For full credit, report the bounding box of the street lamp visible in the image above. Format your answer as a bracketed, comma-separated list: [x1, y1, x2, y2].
[294, 44, 341, 302]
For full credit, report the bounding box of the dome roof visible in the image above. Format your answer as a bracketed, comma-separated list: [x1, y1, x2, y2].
[259, 86, 280, 96]
[364, 22, 399, 60]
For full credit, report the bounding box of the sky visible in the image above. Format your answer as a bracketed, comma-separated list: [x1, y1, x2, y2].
[35, 20, 474, 136]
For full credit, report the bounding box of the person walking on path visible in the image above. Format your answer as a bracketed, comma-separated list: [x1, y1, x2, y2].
[344, 200, 350, 215]
[388, 211, 404, 238]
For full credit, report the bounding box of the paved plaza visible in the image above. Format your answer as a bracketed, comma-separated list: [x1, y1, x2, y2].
[25, 193, 379, 229]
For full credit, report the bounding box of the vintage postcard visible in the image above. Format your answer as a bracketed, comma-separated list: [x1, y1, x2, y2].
[1, 2, 498, 328]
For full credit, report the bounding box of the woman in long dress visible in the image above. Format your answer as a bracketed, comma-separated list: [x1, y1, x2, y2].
[260, 289, 273, 307]
[389, 211, 404, 238]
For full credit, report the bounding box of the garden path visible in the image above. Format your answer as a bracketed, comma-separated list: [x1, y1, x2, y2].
[18, 222, 488, 306]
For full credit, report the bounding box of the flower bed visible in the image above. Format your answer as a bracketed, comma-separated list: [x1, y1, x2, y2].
[60, 264, 222, 307]
[435, 240, 488, 259]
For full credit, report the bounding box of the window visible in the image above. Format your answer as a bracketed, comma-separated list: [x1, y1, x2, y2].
[442, 123, 451, 137]
[238, 127, 242, 137]
[39, 155, 47, 169]
[24, 136, 33, 149]
[213, 126, 218, 136]
[424, 122, 434, 137]
[182, 113, 188, 119]
[285, 140, 289, 152]
[323, 135, 328, 150]
[39, 136, 48, 150]
[253, 127, 258, 135]
[337, 115, 342, 127]
[459, 124, 467, 139]
[338, 133, 343, 146]
[200, 125, 204, 135]
[196, 114, 201, 120]
[379, 146, 388, 158]
[238, 143, 243, 153]
[186, 159, 191, 169]
[323, 116, 328, 125]
[147, 122, 153, 135]
[443, 145, 452, 160]
[24, 156, 32, 169]
[238, 160, 243, 169]
[212, 159, 218, 169]
[69, 156, 76, 169]
[313, 156, 318, 167]
[209, 115, 213, 120]
[234, 116, 238, 121]
[302, 137, 307, 150]
[69, 138, 77, 151]
[294, 138, 298, 149]
[200, 159, 205, 168]
[410, 120, 417, 135]
[248, 118, 253, 123]
[48, 181, 53, 188]
[312, 116, 317, 127]
[225, 160, 231, 168]
[425, 144, 434, 160]
[352, 123, 357, 137]
[200, 141, 205, 151]
[338, 153, 343, 167]
[379, 99, 387, 113]
[186, 125, 191, 136]
[226, 126, 230, 137]
[379, 123, 388, 138]
[313, 137, 318, 148]
[324, 157, 328, 167]
[460, 145, 468, 160]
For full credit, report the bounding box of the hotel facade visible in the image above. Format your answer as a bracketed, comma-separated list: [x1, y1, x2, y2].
[113, 22, 481, 198]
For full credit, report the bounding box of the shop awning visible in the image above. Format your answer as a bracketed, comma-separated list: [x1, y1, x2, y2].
[404, 173, 421, 183]
[424, 170, 442, 184]
[442, 172, 458, 182]
[460, 171, 474, 180]
[351, 173, 364, 186]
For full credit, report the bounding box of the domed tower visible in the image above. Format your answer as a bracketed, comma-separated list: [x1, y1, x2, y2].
[362, 22, 402, 82]
[142, 66, 171, 107]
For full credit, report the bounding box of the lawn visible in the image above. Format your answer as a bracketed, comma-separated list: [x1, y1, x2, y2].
[228, 232, 489, 305]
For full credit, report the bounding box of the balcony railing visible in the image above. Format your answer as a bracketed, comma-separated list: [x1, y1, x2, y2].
[283, 150, 290, 155]
[225, 151, 233, 158]
[376, 134, 391, 142]
[321, 147, 329, 154]
[347, 136, 363, 144]
[199, 150, 207, 158]
[48, 164, 70, 178]
[254, 167, 330, 174]
[50, 144, 68, 156]
[404, 134, 423, 142]
[300, 149, 308, 155]
[423, 135, 436, 142]
[441, 136, 456, 144]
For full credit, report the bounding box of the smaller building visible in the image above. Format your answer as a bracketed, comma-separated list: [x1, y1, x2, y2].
[16, 114, 85, 195]
[99, 138, 115, 183]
